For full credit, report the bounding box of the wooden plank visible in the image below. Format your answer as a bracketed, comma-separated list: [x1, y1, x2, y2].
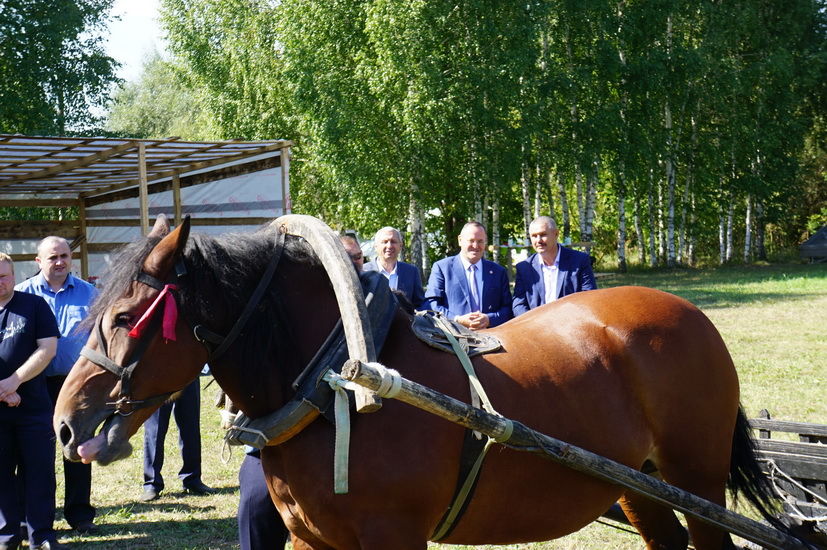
[754, 439, 827, 461]
[172, 173, 182, 225]
[750, 418, 827, 438]
[78, 198, 88, 280]
[0, 140, 139, 187]
[138, 143, 149, 235]
[85, 217, 273, 227]
[0, 220, 78, 240]
[0, 199, 78, 207]
[756, 452, 827, 481]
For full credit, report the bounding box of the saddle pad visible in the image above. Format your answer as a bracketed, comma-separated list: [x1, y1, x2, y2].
[411, 310, 502, 357]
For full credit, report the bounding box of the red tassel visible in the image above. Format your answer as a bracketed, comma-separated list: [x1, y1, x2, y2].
[128, 284, 179, 341]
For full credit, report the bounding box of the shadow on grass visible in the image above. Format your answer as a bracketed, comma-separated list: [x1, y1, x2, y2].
[57, 516, 237, 550]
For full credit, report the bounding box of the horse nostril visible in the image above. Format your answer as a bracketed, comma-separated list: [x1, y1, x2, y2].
[58, 421, 73, 446]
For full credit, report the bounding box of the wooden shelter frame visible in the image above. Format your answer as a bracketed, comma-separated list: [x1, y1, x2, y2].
[0, 134, 293, 278]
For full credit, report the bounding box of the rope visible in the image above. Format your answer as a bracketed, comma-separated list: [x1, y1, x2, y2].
[366, 362, 402, 398]
[766, 459, 827, 522]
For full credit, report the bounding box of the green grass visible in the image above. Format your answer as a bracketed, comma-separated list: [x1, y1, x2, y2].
[48, 264, 826, 549]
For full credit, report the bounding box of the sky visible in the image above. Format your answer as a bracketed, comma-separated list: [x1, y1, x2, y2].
[106, 0, 165, 83]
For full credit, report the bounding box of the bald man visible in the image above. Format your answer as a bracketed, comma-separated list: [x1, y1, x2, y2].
[16, 237, 98, 536]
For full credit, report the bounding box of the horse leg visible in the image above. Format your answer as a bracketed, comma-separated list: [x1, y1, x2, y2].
[619, 492, 689, 550]
[655, 458, 736, 549]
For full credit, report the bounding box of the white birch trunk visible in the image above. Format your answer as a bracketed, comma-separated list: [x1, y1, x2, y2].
[633, 181, 646, 266]
[584, 158, 599, 245]
[492, 197, 501, 265]
[617, 165, 627, 272]
[576, 169, 586, 239]
[726, 198, 735, 263]
[719, 205, 726, 265]
[557, 172, 571, 243]
[688, 192, 696, 266]
[520, 158, 531, 244]
[648, 169, 657, 267]
[743, 194, 752, 263]
[407, 179, 424, 275]
[664, 101, 676, 268]
[534, 161, 542, 219]
[547, 167, 557, 223]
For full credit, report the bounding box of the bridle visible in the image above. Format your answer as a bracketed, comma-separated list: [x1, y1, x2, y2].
[80, 229, 286, 416]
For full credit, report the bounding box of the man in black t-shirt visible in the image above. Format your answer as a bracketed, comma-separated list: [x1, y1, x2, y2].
[0, 254, 64, 550]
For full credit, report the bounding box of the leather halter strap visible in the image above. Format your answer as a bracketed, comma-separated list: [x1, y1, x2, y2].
[79, 256, 190, 416]
[80, 231, 286, 416]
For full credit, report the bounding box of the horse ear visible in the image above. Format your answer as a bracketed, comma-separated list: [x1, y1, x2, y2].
[142, 216, 191, 277]
[148, 214, 171, 239]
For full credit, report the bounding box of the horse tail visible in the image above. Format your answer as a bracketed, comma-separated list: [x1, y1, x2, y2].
[728, 407, 785, 531]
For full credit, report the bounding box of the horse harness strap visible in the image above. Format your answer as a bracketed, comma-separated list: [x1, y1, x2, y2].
[224, 271, 398, 449]
[427, 313, 512, 542]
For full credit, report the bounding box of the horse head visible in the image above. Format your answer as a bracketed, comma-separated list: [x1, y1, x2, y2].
[54, 215, 209, 465]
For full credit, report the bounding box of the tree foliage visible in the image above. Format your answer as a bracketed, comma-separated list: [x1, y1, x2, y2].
[152, 0, 826, 268]
[0, 0, 120, 134]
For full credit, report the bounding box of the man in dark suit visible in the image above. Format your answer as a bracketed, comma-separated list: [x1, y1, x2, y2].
[363, 227, 425, 309]
[425, 221, 511, 329]
[512, 216, 597, 316]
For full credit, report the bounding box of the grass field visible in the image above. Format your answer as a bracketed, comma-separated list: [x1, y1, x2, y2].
[47, 263, 825, 549]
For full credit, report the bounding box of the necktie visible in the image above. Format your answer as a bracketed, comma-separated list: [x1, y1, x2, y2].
[468, 264, 480, 312]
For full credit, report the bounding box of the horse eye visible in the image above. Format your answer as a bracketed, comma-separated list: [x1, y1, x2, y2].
[113, 313, 133, 327]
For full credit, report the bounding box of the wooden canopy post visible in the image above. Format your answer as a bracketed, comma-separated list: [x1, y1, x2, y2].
[172, 173, 182, 226]
[280, 146, 291, 215]
[78, 197, 89, 280]
[138, 142, 149, 235]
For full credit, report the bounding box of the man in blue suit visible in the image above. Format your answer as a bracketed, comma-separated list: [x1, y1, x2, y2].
[363, 227, 425, 309]
[425, 221, 511, 329]
[512, 216, 597, 316]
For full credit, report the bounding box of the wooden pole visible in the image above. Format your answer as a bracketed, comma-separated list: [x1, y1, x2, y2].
[138, 142, 149, 235]
[172, 173, 182, 225]
[280, 146, 291, 215]
[340, 360, 807, 550]
[78, 197, 89, 280]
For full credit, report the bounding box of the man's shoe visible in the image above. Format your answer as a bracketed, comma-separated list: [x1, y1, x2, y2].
[32, 541, 69, 550]
[182, 480, 214, 496]
[0, 538, 20, 550]
[72, 521, 99, 536]
[139, 486, 161, 502]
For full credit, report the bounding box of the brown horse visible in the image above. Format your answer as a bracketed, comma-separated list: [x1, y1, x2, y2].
[54, 215, 781, 550]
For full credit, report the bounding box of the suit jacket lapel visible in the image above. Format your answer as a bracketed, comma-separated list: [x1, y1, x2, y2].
[555, 246, 572, 299]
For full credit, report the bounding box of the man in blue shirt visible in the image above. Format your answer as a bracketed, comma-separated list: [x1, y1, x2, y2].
[0, 253, 64, 550]
[16, 237, 98, 536]
[425, 221, 512, 329]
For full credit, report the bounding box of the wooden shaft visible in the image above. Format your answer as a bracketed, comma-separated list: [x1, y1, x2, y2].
[341, 360, 806, 550]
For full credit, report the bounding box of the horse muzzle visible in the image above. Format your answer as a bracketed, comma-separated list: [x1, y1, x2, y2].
[55, 410, 134, 466]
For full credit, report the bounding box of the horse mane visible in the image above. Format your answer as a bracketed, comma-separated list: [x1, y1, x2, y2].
[84, 225, 323, 379]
